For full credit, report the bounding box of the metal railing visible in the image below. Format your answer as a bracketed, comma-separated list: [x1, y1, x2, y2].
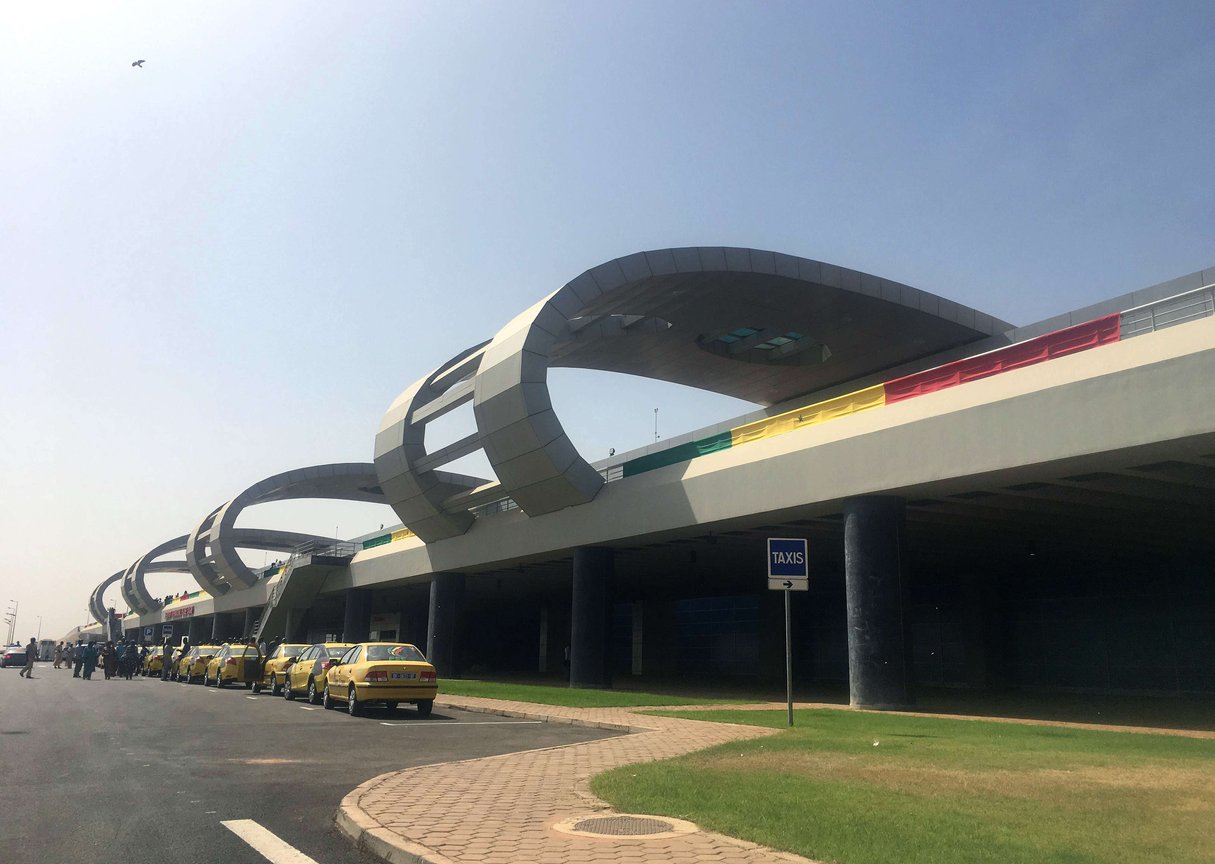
[1120, 284, 1215, 339]
[289, 540, 358, 560]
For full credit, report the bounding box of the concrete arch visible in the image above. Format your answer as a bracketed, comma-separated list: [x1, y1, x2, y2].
[185, 463, 387, 595]
[373, 343, 493, 542]
[376, 246, 1010, 533]
[90, 571, 125, 624]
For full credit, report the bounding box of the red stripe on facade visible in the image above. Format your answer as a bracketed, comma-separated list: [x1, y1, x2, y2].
[884, 314, 1122, 405]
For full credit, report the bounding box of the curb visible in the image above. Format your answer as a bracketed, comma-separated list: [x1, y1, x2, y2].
[332, 695, 797, 864]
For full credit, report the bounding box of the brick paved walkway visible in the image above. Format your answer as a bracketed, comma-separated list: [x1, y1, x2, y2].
[336, 695, 819, 864]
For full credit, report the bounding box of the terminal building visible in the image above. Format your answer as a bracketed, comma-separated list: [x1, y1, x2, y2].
[86, 248, 1215, 707]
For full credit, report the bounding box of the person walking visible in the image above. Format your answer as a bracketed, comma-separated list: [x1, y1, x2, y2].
[160, 638, 172, 681]
[81, 642, 98, 680]
[122, 641, 138, 680]
[52, 642, 62, 669]
[18, 637, 38, 678]
[72, 641, 84, 677]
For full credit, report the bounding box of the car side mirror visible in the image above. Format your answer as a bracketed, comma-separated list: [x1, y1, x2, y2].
[330, 659, 341, 667]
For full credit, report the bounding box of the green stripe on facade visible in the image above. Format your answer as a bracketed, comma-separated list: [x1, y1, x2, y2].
[362, 534, 392, 549]
[621, 430, 733, 477]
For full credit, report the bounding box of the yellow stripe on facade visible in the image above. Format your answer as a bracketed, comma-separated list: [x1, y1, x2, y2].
[390, 528, 415, 542]
[730, 384, 887, 447]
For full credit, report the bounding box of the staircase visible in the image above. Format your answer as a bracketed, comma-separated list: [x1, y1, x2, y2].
[252, 542, 356, 641]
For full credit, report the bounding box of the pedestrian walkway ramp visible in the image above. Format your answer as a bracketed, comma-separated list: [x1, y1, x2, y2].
[252, 542, 356, 641]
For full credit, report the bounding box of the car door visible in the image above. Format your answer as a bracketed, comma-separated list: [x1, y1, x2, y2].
[330, 646, 360, 695]
[289, 646, 315, 690]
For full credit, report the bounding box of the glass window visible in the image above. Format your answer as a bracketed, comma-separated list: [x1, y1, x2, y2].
[366, 644, 426, 662]
[326, 646, 349, 658]
[338, 647, 360, 665]
[297, 647, 315, 661]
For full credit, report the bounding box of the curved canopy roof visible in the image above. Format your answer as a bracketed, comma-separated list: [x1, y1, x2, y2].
[548, 247, 1012, 406]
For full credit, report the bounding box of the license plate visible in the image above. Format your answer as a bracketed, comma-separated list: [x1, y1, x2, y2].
[390, 672, 417, 680]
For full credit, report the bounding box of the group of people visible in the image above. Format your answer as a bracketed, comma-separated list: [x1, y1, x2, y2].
[51, 639, 145, 680]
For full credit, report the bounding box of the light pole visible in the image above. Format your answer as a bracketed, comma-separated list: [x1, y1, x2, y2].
[36, 616, 42, 641]
[3, 600, 16, 644]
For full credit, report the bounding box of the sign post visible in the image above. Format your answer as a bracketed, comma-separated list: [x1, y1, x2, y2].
[767, 537, 808, 726]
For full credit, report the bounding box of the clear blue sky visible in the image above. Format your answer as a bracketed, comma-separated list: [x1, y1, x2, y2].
[1, 1, 1212, 640]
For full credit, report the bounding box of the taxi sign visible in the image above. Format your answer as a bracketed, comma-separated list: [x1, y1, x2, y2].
[767, 537, 808, 584]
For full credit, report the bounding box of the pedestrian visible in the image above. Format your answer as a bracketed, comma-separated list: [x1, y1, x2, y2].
[160, 638, 172, 681]
[123, 641, 138, 680]
[72, 641, 84, 677]
[101, 642, 116, 680]
[53, 642, 64, 669]
[18, 637, 38, 678]
[81, 642, 99, 680]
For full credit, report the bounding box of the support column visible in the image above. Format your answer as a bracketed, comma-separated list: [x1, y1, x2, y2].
[570, 547, 613, 689]
[187, 616, 207, 644]
[211, 612, 228, 642]
[283, 608, 307, 643]
[844, 496, 913, 709]
[242, 608, 258, 640]
[427, 573, 465, 678]
[342, 589, 372, 643]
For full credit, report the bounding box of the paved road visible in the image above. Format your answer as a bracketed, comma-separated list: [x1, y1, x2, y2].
[0, 662, 619, 864]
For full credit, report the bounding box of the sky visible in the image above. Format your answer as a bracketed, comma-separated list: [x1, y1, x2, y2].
[1, 1, 1212, 641]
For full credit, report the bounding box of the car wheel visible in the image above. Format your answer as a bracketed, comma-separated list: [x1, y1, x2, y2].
[307, 679, 320, 705]
[322, 686, 335, 710]
[347, 685, 362, 717]
[270, 674, 281, 696]
[417, 699, 433, 718]
[284, 680, 296, 701]
[385, 701, 398, 710]
[216, 674, 225, 688]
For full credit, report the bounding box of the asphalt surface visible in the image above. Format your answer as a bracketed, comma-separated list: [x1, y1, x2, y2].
[0, 661, 620, 864]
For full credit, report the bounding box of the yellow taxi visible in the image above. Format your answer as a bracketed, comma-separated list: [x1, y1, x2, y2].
[141, 650, 160, 676]
[283, 642, 353, 704]
[204, 643, 262, 689]
[252, 643, 309, 695]
[322, 642, 437, 717]
[177, 645, 222, 684]
[168, 645, 191, 681]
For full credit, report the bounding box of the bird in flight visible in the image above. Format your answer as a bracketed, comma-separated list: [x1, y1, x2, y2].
[132, 59, 145, 67]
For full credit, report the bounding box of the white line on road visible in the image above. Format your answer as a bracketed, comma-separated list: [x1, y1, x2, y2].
[222, 819, 319, 864]
[298, 706, 316, 711]
[379, 720, 544, 727]
[246, 696, 258, 700]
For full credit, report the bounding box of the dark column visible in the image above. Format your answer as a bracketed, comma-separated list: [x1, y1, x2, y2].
[283, 608, 307, 643]
[211, 612, 227, 642]
[844, 496, 913, 708]
[187, 616, 207, 644]
[342, 589, 372, 643]
[242, 608, 258, 640]
[427, 573, 465, 677]
[570, 547, 613, 689]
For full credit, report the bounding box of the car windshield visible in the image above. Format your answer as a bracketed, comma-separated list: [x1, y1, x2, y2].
[326, 646, 349, 658]
[365, 644, 425, 662]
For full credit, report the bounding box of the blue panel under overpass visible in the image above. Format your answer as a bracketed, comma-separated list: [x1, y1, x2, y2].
[768, 538, 808, 578]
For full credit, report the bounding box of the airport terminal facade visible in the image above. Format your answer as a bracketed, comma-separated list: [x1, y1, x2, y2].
[87, 249, 1215, 705]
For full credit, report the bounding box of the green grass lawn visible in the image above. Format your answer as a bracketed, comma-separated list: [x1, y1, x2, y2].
[591, 708, 1215, 864]
[439, 678, 741, 707]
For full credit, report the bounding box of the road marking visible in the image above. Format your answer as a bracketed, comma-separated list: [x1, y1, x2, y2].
[221, 819, 319, 864]
[379, 720, 544, 727]
[298, 706, 316, 711]
[246, 696, 257, 700]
